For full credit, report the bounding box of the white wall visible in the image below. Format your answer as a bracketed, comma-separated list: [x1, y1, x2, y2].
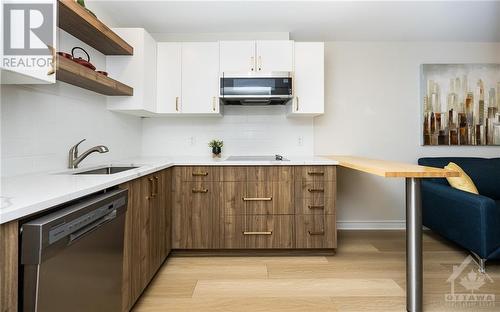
[142, 106, 313, 157]
[315, 42, 500, 229]
[0, 31, 142, 177]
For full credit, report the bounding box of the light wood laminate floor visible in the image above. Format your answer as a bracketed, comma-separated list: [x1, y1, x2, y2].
[133, 231, 500, 311]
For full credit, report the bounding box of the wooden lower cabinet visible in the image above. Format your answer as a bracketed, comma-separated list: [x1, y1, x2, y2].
[0, 221, 18, 312]
[295, 215, 337, 248]
[172, 180, 221, 249]
[173, 165, 337, 251]
[223, 215, 294, 249]
[120, 168, 172, 311]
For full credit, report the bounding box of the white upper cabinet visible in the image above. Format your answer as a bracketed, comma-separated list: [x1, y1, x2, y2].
[219, 41, 255, 73]
[156, 42, 220, 115]
[255, 41, 294, 73]
[156, 42, 182, 114]
[288, 42, 324, 116]
[181, 42, 220, 114]
[107, 28, 157, 114]
[219, 40, 293, 74]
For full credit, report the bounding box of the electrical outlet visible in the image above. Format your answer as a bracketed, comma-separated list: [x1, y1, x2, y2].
[298, 137, 304, 146]
[189, 136, 196, 146]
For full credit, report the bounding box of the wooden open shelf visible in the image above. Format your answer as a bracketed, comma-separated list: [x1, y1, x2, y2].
[58, 0, 133, 55]
[56, 55, 133, 96]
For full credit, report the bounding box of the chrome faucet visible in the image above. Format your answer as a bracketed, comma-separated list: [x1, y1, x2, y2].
[68, 139, 109, 169]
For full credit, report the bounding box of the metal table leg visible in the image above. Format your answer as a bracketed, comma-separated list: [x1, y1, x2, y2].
[406, 177, 423, 312]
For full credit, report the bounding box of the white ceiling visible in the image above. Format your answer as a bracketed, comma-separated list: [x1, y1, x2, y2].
[87, 0, 500, 42]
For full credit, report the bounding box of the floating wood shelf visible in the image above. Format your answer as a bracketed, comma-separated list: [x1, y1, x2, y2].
[58, 0, 133, 55]
[56, 55, 133, 96]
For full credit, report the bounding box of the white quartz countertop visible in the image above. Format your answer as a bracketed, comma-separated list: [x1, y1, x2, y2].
[0, 156, 338, 224]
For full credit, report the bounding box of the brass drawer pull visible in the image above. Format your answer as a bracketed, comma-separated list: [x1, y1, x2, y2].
[192, 172, 209, 176]
[307, 188, 324, 193]
[243, 231, 272, 235]
[192, 189, 209, 193]
[307, 171, 324, 175]
[308, 231, 325, 236]
[308, 205, 325, 210]
[242, 197, 273, 201]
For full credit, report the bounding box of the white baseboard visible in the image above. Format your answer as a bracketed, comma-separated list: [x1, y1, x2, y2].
[337, 220, 406, 230]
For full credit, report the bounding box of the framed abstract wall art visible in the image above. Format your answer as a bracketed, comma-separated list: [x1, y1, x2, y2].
[421, 64, 500, 146]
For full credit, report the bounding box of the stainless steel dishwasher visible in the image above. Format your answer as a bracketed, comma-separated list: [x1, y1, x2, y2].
[21, 189, 128, 312]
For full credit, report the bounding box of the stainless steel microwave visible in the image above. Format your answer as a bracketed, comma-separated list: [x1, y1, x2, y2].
[219, 72, 293, 105]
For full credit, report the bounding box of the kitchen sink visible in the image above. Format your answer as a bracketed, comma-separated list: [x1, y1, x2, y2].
[73, 166, 139, 175]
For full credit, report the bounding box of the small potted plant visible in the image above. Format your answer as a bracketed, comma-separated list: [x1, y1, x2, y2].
[208, 139, 223, 158]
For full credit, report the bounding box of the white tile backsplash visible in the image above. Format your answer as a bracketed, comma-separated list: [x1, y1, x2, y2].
[141, 106, 314, 158]
[1, 83, 143, 177]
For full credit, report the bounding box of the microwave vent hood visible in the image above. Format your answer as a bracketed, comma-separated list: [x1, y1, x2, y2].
[220, 74, 293, 106]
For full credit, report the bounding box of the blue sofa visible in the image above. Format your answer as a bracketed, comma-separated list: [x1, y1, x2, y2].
[418, 157, 500, 270]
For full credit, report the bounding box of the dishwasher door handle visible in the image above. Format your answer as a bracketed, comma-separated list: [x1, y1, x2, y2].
[69, 210, 117, 244]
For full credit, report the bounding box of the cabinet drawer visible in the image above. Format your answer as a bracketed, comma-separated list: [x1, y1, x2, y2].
[246, 181, 293, 215]
[224, 215, 294, 249]
[295, 166, 336, 182]
[176, 166, 221, 182]
[295, 196, 335, 215]
[222, 181, 294, 215]
[294, 180, 336, 198]
[222, 167, 247, 181]
[246, 166, 293, 182]
[295, 215, 336, 249]
[221, 166, 293, 182]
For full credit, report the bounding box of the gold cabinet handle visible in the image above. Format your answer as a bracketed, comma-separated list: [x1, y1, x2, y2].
[250, 56, 255, 71]
[258, 56, 262, 71]
[243, 231, 272, 235]
[147, 178, 155, 199]
[212, 96, 217, 112]
[192, 172, 209, 176]
[175, 96, 180, 112]
[192, 189, 209, 193]
[242, 197, 272, 201]
[307, 171, 324, 175]
[295, 96, 299, 111]
[308, 231, 325, 236]
[308, 188, 324, 193]
[308, 205, 325, 210]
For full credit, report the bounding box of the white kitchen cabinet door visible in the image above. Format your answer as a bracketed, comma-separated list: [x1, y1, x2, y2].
[255, 41, 293, 73]
[156, 42, 182, 114]
[107, 28, 157, 115]
[106, 28, 157, 116]
[181, 42, 220, 114]
[288, 42, 324, 116]
[219, 41, 255, 73]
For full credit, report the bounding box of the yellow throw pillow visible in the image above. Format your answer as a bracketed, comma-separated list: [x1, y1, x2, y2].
[444, 162, 479, 194]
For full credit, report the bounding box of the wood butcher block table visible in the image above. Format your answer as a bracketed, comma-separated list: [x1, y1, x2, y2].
[326, 156, 460, 312]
